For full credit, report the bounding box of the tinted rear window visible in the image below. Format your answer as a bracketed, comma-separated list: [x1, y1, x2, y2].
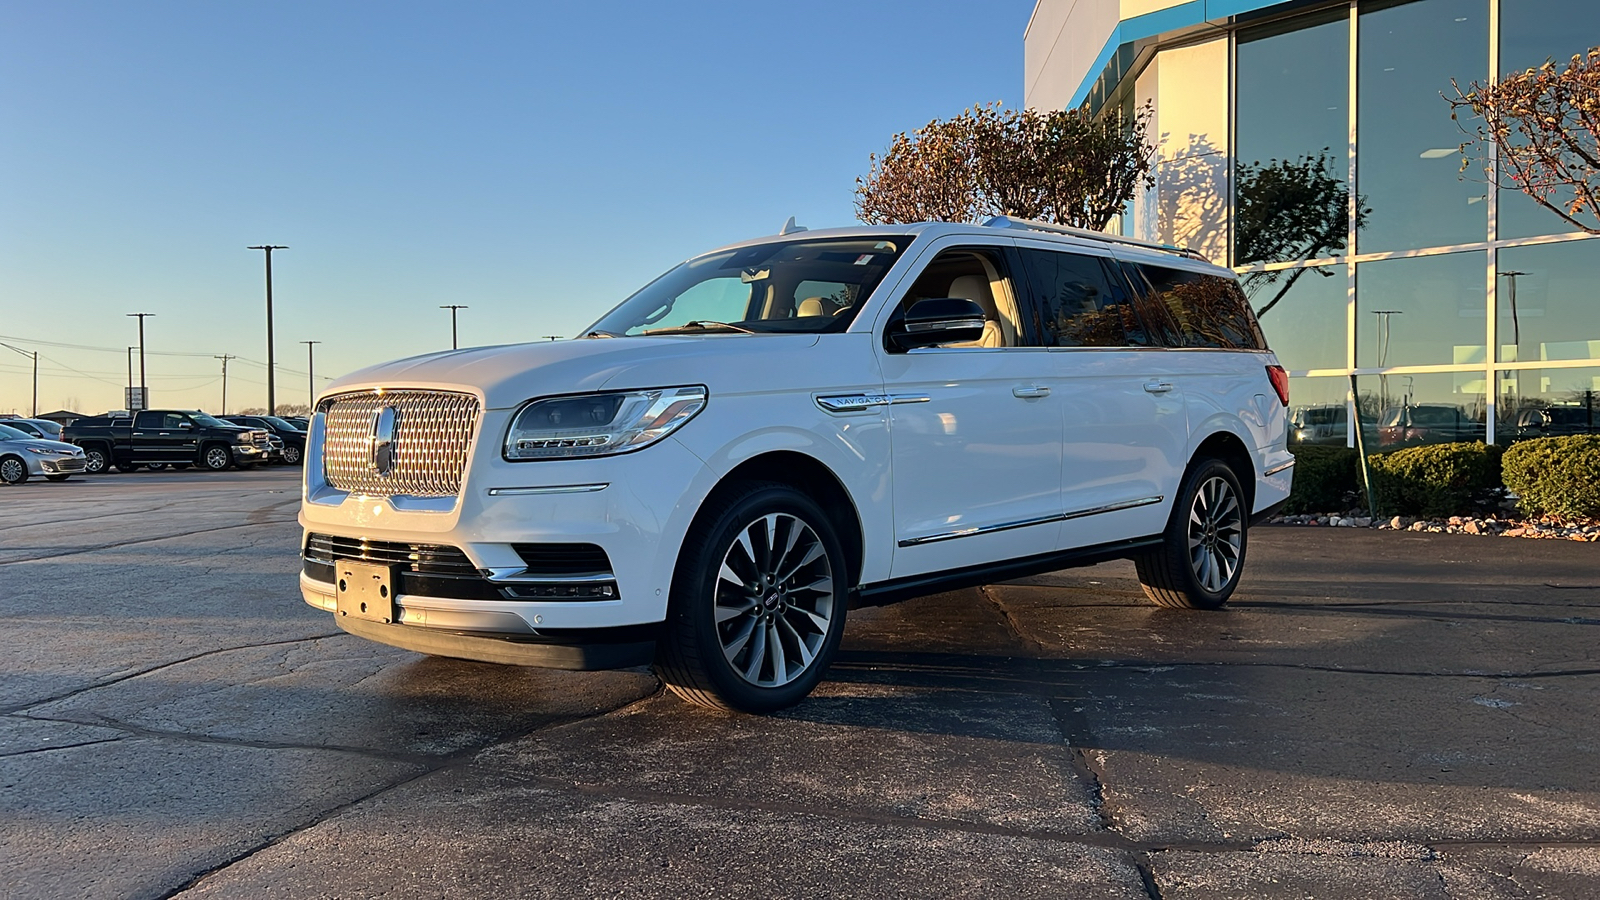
[1019, 248, 1149, 347]
[1131, 265, 1268, 350]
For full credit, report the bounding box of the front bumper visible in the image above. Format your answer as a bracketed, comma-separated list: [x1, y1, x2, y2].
[301, 571, 656, 669]
[34, 455, 88, 475]
[232, 444, 267, 462]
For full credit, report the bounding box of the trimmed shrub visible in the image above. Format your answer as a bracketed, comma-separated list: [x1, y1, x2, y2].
[1285, 445, 1360, 514]
[1502, 435, 1600, 519]
[1366, 442, 1498, 518]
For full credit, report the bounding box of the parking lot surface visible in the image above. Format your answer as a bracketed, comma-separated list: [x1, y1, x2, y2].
[2, 468, 1598, 899]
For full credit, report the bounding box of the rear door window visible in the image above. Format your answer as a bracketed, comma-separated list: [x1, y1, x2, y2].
[1130, 264, 1267, 350]
[1018, 248, 1148, 347]
[134, 412, 164, 429]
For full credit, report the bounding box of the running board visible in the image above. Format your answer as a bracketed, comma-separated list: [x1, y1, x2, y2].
[851, 535, 1163, 609]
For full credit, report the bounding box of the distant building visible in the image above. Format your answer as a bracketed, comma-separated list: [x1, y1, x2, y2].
[35, 410, 86, 426]
[1026, 0, 1600, 445]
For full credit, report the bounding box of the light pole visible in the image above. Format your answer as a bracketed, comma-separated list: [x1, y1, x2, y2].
[300, 341, 321, 409]
[1371, 310, 1403, 411]
[126, 313, 154, 410]
[214, 355, 236, 414]
[248, 245, 289, 415]
[127, 347, 135, 399]
[440, 305, 468, 350]
[0, 343, 37, 416]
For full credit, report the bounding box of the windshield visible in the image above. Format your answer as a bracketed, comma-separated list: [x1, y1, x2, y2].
[1296, 407, 1344, 426]
[0, 423, 31, 440]
[190, 412, 232, 428]
[587, 236, 914, 336]
[262, 416, 300, 431]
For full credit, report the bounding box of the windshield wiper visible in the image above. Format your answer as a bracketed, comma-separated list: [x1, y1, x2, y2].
[643, 320, 755, 335]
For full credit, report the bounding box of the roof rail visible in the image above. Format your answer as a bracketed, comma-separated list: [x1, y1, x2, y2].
[981, 216, 1209, 262]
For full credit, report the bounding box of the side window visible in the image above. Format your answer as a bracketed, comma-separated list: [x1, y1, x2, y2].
[895, 247, 1025, 348]
[1019, 248, 1148, 347]
[134, 412, 163, 429]
[165, 413, 191, 429]
[1136, 265, 1268, 350]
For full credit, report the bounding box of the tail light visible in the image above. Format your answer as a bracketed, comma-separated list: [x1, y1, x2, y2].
[1265, 365, 1290, 407]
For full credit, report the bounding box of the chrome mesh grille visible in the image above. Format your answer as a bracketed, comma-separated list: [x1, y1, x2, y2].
[320, 390, 480, 497]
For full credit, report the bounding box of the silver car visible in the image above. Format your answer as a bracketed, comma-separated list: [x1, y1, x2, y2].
[0, 417, 65, 442]
[0, 422, 89, 484]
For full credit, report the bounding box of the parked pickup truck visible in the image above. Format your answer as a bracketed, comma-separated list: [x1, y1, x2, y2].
[64, 410, 271, 473]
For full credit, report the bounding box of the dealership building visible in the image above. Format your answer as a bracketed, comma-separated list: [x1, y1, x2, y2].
[1026, 0, 1600, 445]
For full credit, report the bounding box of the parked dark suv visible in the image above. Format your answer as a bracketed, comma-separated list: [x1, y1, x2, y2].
[223, 415, 307, 465]
[1377, 404, 1486, 447]
[1510, 405, 1599, 440]
[64, 410, 269, 473]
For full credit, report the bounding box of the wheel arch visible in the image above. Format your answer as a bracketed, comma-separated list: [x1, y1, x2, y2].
[1190, 429, 1257, 512]
[696, 450, 866, 589]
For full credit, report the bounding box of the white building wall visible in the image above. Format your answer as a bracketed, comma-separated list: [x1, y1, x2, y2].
[1142, 37, 1231, 265]
[1024, 0, 1119, 111]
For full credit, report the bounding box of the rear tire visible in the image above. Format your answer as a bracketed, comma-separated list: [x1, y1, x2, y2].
[0, 455, 28, 485]
[201, 444, 232, 471]
[654, 481, 849, 714]
[282, 444, 302, 465]
[1135, 458, 1248, 610]
[82, 446, 111, 474]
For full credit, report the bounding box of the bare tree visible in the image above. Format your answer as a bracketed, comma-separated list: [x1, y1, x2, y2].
[1449, 48, 1600, 234]
[1235, 150, 1370, 317]
[855, 103, 1155, 230]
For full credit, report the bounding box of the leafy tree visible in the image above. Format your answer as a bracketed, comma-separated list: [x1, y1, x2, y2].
[855, 103, 1155, 230]
[1449, 47, 1600, 234]
[1234, 150, 1370, 318]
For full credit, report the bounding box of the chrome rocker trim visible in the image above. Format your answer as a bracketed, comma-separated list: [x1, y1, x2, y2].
[898, 496, 1166, 547]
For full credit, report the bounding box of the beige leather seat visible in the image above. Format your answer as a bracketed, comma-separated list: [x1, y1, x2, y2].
[796, 296, 830, 317]
[946, 275, 1004, 348]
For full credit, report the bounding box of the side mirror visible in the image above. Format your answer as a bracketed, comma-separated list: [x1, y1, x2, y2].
[178, 421, 193, 429]
[889, 297, 987, 350]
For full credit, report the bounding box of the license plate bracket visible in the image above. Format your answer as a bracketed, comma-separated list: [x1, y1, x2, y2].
[336, 559, 398, 625]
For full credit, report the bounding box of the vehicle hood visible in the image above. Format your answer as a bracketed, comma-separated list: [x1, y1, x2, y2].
[322, 336, 822, 410]
[2, 438, 82, 454]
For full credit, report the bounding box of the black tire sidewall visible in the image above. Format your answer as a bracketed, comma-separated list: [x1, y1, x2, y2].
[83, 447, 109, 474]
[1167, 459, 1249, 606]
[0, 455, 27, 485]
[665, 484, 849, 713]
[201, 444, 232, 471]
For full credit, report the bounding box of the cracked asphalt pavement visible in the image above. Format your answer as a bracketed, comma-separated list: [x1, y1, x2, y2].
[2, 468, 1598, 898]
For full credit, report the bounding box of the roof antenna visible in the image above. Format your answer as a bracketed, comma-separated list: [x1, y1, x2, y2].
[779, 216, 808, 235]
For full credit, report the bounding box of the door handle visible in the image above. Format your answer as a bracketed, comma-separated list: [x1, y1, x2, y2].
[1013, 385, 1051, 399]
[1143, 381, 1174, 394]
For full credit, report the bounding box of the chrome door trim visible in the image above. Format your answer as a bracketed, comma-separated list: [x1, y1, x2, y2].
[1263, 458, 1296, 477]
[815, 393, 931, 415]
[898, 496, 1164, 547]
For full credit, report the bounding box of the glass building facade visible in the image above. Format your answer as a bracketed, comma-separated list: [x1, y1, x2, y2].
[1028, 0, 1600, 446]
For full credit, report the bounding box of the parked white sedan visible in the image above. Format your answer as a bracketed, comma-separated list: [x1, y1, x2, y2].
[0, 422, 89, 484]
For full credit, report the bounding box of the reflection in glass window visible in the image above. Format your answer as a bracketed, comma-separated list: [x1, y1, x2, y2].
[1356, 251, 1485, 368]
[1235, 10, 1353, 266]
[1356, 372, 1486, 449]
[1289, 376, 1351, 446]
[1244, 262, 1346, 371]
[1017, 249, 1143, 347]
[1496, 239, 1600, 363]
[1496, 366, 1600, 443]
[1497, 0, 1600, 239]
[1130, 266, 1267, 350]
[1357, 0, 1488, 253]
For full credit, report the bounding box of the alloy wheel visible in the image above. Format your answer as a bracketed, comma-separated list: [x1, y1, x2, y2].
[713, 512, 835, 688]
[205, 447, 230, 470]
[84, 451, 107, 474]
[284, 445, 301, 464]
[1187, 475, 1243, 593]
[0, 458, 24, 484]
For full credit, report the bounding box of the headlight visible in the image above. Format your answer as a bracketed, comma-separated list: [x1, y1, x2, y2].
[504, 386, 707, 460]
[25, 446, 52, 455]
[234, 433, 252, 443]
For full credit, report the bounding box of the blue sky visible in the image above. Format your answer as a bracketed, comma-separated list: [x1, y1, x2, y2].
[0, 1, 1031, 415]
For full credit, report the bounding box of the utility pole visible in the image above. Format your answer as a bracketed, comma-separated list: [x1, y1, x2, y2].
[126, 313, 154, 410]
[127, 347, 135, 398]
[214, 355, 237, 414]
[248, 245, 289, 415]
[300, 341, 321, 409]
[0, 343, 37, 416]
[440, 305, 468, 350]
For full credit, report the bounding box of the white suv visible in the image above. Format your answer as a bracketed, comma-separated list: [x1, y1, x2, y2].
[300, 217, 1293, 712]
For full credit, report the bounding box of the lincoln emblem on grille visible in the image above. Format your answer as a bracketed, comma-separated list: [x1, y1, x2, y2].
[370, 406, 399, 475]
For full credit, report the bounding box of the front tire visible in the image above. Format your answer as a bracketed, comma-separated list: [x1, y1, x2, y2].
[0, 455, 28, 485]
[201, 444, 233, 471]
[1135, 458, 1248, 610]
[655, 482, 849, 713]
[282, 444, 302, 465]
